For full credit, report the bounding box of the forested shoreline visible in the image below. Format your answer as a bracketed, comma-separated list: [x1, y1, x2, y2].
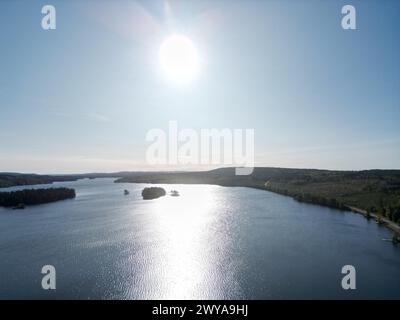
[0, 188, 76, 207]
[116, 167, 400, 228]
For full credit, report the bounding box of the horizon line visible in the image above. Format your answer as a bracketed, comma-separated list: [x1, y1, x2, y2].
[2, 166, 400, 176]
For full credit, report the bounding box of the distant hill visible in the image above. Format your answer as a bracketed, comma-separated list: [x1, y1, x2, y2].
[0, 173, 116, 188]
[0, 171, 172, 189]
[0, 173, 76, 188]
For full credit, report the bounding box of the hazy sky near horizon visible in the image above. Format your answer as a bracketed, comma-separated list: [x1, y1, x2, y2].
[0, 0, 399, 173]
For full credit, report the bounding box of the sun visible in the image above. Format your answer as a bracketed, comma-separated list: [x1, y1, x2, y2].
[158, 34, 200, 86]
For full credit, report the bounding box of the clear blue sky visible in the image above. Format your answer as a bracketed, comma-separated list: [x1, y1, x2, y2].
[0, 0, 399, 173]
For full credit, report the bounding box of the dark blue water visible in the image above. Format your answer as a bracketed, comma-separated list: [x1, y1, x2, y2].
[0, 178, 399, 299]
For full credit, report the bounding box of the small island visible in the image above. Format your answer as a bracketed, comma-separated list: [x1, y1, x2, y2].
[170, 190, 180, 197]
[0, 187, 76, 208]
[141, 187, 166, 200]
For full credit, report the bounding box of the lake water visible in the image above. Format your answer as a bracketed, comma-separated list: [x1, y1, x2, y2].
[0, 178, 399, 299]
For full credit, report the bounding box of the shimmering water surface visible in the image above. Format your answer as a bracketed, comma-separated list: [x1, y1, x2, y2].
[0, 178, 399, 299]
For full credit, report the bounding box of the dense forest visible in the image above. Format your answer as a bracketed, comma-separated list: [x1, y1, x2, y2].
[0, 188, 76, 207]
[260, 169, 400, 225]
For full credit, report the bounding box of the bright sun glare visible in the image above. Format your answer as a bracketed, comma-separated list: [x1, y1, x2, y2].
[159, 34, 200, 86]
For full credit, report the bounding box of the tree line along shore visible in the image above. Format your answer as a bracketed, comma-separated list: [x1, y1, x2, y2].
[0, 188, 76, 208]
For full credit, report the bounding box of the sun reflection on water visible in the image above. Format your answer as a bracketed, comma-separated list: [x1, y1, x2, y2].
[150, 185, 219, 299]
